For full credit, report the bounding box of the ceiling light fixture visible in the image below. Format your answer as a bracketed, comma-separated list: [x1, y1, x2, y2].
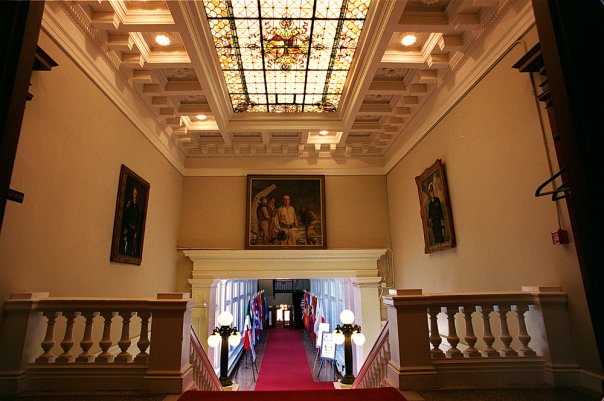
[319, 130, 329, 136]
[400, 33, 417, 47]
[154, 33, 172, 46]
[195, 114, 207, 121]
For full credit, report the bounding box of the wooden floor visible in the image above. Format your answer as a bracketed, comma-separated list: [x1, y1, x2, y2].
[231, 326, 341, 391]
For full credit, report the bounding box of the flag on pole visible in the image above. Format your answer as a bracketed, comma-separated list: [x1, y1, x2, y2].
[313, 300, 325, 338]
[242, 314, 252, 351]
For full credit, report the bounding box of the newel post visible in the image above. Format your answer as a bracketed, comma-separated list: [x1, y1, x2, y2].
[144, 293, 195, 393]
[0, 292, 49, 395]
[522, 286, 580, 387]
[383, 289, 437, 390]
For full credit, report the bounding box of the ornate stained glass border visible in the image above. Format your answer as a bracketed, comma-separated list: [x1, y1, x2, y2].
[202, 0, 371, 113]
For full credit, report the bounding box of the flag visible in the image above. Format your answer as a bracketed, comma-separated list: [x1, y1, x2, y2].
[310, 295, 317, 341]
[257, 292, 264, 331]
[251, 295, 260, 341]
[300, 292, 307, 316]
[242, 314, 252, 351]
[262, 290, 269, 322]
[303, 292, 311, 330]
[314, 300, 325, 337]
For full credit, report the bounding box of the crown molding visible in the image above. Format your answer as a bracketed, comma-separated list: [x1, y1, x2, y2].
[183, 249, 387, 279]
[182, 248, 388, 262]
[383, 1, 535, 173]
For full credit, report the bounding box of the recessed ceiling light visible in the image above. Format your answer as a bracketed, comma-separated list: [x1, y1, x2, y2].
[401, 33, 417, 47]
[196, 114, 207, 121]
[155, 33, 172, 46]
[319, 130, 329, 136]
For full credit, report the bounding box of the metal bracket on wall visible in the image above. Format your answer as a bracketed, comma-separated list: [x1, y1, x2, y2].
[535, 169, 570, 201]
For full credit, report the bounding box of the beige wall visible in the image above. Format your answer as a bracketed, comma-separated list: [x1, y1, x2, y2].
[385, 30, 601, 373]
[176, 175, 391, 291]
[177, 175, 390, 249]
[0, 32, 184, 309]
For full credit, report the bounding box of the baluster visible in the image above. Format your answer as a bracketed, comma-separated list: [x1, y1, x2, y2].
[56, 311, 80, 363]
[115, 310, 135, 363]
[36, 310, 61, 363]
[445, 306, 463, 358]
[514, 304, 537, 356]
[479, 305, 500, 357]
[461, 305, 481, 358]
[134, 311, 151, 363]
[496, 305, 518, 356]
[95, 311, 117, 363]
[428, 306, 445, 358]
[76, 311, 98, 363]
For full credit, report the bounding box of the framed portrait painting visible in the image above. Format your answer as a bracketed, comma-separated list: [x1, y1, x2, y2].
[110, 165, 150, 265]
[415, 159, 456, 254]
[246, 175, 326, 250]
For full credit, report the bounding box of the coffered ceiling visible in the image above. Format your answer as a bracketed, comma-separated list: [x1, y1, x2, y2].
[45, 0, 530, 172]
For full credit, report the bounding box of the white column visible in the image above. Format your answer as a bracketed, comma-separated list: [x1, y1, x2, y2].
[350, 277, 382, 374]
[188, 278, 217, 349]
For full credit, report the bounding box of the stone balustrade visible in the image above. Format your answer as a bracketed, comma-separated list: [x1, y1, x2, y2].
[0, 292, 200, 395]
[383, 286, 579, 390]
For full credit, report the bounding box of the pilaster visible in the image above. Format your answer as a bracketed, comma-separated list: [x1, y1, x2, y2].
[187, 278, 217, 348]
[350, 277, 383, 373]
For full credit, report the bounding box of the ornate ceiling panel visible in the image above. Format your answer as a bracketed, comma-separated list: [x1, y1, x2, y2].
[56, 0, 513, 162]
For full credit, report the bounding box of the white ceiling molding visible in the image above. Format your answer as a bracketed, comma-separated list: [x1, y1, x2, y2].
[39, 0, 533, 177]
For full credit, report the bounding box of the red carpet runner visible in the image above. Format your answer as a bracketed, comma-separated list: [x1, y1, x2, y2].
[255, 327, 334, 390]
[178, 387, 408, 401]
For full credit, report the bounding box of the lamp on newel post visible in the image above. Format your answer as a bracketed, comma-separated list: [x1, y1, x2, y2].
[333, 309, 365, 385]
[207, 311, 241, 387]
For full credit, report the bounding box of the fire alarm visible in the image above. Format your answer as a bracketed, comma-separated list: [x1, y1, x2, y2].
[551, 229, 569, 245]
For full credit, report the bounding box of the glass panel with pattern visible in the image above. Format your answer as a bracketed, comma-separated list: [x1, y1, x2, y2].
[202, 0, 371, 113]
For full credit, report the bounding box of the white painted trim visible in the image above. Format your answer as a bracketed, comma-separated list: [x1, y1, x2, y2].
[183, 248, 387, 262]
[184, 249, 387, 280]
[182, 166, 387, 177]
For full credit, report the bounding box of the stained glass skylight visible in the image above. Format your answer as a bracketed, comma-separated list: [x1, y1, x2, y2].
[202, 0, 371, 113]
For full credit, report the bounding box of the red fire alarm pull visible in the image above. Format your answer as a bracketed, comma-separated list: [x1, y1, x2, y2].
[551, 229, 569, 245]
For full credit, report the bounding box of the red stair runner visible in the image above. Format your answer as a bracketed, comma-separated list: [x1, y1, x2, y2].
[255, 327, 334, 390]
[178, 387, 408, 401]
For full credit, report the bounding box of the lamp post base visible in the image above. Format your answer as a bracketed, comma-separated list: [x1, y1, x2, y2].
[220, 377, 233, 387]
[340, 375, 355, 385]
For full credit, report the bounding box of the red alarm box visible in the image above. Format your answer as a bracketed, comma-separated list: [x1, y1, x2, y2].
[551, 229, 569, 245]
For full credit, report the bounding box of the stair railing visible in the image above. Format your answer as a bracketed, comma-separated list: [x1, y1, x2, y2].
[190, 328, 222, 391]
[352, 321, 390, 389]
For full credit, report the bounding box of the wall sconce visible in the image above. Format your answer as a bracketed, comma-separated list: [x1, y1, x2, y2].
[332, 309, 365, 385]
[207, 311, 241, 387]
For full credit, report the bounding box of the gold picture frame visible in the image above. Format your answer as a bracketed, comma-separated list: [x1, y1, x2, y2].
[245, 175, 326, 249]
[110, 165, 150, 265]
[415, 159, 456, 254]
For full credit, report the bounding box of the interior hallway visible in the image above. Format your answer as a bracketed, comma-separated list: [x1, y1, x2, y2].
[233, 327, 340, 391]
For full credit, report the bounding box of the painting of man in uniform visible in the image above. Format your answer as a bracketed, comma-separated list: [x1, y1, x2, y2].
[110, 165, 150, 265]
[415, 159, 456, 254]
[246, 175, 326, 249]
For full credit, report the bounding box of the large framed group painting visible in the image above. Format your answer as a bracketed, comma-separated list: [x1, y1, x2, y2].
[415, 159, 456, 254]
[110, 165, 150, 265]
[246, 175, 326, 250]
